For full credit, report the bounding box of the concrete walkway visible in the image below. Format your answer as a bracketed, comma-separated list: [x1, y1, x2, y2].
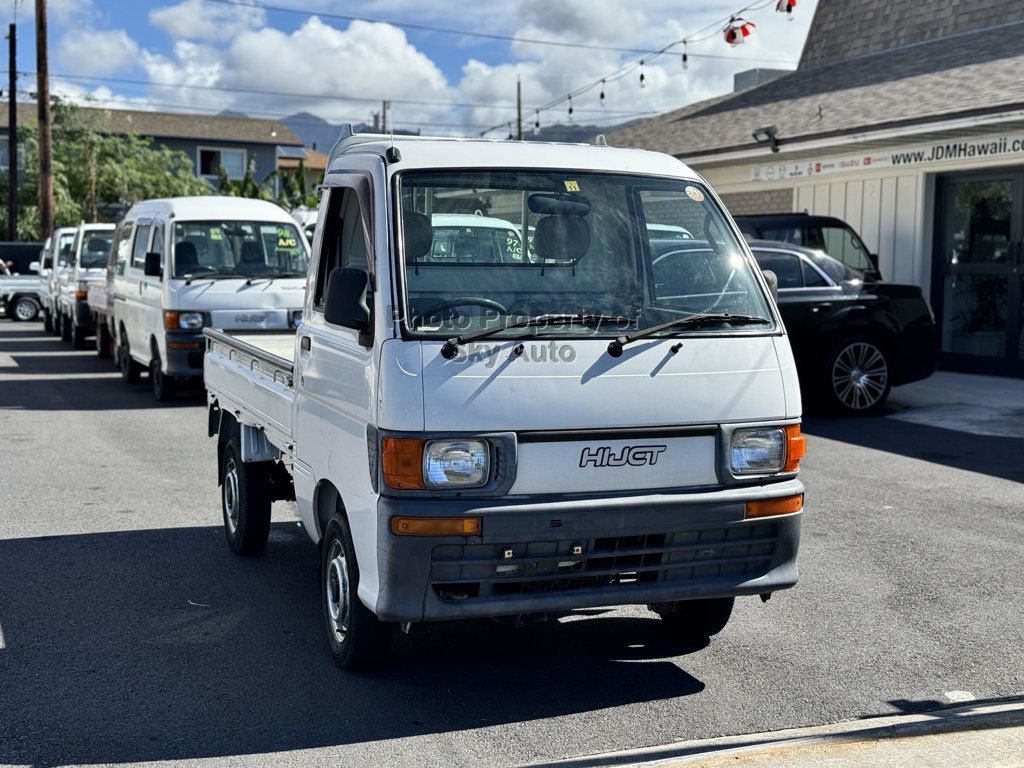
[886, 371, 1024, 439]
[535, 697, 1024, 768]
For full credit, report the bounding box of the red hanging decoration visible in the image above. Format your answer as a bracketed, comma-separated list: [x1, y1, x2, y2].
[776, 0, 796, 18]
[723, 17, 756, 46]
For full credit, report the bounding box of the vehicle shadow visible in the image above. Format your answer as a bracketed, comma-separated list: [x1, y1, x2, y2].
[802, 414, 1024, 484]
[0, 524, 705, 766]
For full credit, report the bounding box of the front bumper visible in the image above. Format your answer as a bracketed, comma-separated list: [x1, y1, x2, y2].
[373, 480, 802, 622]
[163, 331, 205, 377]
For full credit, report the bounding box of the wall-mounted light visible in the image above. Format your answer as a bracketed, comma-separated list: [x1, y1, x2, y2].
[752, 125, 779, 153]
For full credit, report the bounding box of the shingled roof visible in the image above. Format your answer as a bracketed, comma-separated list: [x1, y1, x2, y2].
[604, 20, 1024, 159]
[2, 103, 303, 146]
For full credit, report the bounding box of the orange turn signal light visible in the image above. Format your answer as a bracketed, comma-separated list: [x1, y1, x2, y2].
[74, 290, 88, 299]
[168, 341, 201, 350]
[381, 437, 425, 489]
[783, 424, 806, 473]
[391, 516, 482, 536]
[163, 311, 180, 330]
[746, 494, 803, 519]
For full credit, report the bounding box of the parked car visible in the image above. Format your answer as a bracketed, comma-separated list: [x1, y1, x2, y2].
[56, 223, 115, 348]
[203, 132, 806, 669]
[734, 213, 882, 281]
[430, 213, 524, 263]
[44, 227, 79, 336]
[0, 261, 44, 322]
[38, 228, 77, 332]
[110, 196, 310, 401]
[747, 239, 938, 413]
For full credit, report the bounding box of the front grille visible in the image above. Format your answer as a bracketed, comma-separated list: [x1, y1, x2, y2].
[430, 523, 779, 601]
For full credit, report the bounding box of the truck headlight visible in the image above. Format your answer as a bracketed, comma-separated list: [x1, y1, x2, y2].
[423, 439, 489, 488]
[178, 312, 205, 330]
[729, 428, 785, 474]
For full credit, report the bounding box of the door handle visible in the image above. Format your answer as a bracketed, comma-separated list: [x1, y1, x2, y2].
[300, 336, 311, 352]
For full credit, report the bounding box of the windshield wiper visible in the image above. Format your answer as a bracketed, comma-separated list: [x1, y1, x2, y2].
[440, 313, 632, 360]
[607, 312, 772, 357]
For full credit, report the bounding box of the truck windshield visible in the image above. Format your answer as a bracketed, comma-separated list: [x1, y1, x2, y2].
[172, 221, 309, 279]
[398, 170, 772, 337]
[78, 231, 114, 268]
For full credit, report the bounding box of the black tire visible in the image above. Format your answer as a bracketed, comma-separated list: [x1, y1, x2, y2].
[10, 296, 40, 322]
[823, 336, 891, 415]
[321, 513, 395, 670]
[220, 437, 272, 556]
[50, 308, 62, 336]
[96, 321, 113, 359]
[654, 597, 735, 643]
[59, 311, 72, 342]
[72, 323, 89, 350]
[43, 308, 53, 332]
[118, 331, 142, 383]
[150, 348, 176, 401]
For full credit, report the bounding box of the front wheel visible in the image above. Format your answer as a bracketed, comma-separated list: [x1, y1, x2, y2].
[96, 321, 113, 359]
[118, 333, 142, 383]
[43, 308, 53, 332]
[824, 337, 891, 415]
[220, 438, 271, 555]
[150, 350, 176, 401]
[321, 515, 395, 670]
[59, 311, 72, 341]
[653, 597, 734, 643]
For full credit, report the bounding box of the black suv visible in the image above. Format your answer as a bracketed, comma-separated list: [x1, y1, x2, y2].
[734, 213, 882, 281]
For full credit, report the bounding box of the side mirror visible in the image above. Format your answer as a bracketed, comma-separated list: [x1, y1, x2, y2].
[324, 267, 371, 345]
[29, 261, 40, 274]
[762, 269, 779, 302]
[144, 252, 163, 278]
[58, 260, 67, 268]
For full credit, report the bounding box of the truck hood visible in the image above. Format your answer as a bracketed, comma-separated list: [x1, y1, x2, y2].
[168, 278, 306, 330]
[383, 335, 794, 432]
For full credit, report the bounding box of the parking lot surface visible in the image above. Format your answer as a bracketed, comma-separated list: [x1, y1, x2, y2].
[1, 322, 1022, 767]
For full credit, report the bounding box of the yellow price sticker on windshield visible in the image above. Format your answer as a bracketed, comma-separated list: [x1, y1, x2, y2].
[278, 237, 297, 248]
[564, 180, 580, 192]
[209, 229, 223, 240]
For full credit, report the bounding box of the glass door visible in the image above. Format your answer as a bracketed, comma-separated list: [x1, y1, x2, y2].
[934, 172, 1024, 376]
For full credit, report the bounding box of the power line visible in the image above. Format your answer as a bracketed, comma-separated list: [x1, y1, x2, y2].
[203, 0, 798, 64]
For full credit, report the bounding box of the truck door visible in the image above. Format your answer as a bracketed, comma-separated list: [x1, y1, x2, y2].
[294, 176, 378, 543]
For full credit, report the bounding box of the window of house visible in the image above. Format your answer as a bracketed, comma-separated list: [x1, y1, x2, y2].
[199, 148, 246, 180]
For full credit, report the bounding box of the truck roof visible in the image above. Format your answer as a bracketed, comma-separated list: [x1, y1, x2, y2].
[329, 133, 699, 179]
[122, 196, 295, 223]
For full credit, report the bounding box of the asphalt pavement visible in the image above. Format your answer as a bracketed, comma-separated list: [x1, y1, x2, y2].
[1, 321, 1022, 768]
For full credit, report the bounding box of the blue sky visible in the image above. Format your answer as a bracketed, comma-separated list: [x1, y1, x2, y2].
[2, 0, 817, 135]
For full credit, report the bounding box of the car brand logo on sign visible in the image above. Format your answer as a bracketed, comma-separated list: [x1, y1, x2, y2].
[579, 445, 667, 468]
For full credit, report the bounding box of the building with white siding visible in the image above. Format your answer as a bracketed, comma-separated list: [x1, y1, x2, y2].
[606, 0, 1024, 378]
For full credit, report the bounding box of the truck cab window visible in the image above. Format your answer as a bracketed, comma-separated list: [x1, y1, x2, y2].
[314, 187, 369, 308]
[131, 225, 152, 269]
[112, 224, 134, 276]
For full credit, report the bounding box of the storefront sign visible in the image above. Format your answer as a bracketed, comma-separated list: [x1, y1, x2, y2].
[751, 132, 1024, 181]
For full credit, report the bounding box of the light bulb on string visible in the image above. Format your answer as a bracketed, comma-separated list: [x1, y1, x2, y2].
[567, 96, 574, 123]
[639, 60, 646, 89]
[682, 43, 688, 69]
[776, 0, 796, 20]
[533, 110, 540, 135]
[599, 79, 606, 105]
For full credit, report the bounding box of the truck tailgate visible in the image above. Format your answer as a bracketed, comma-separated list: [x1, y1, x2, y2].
[203, 329, 296, 455]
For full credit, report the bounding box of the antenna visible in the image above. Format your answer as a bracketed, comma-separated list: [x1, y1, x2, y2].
[386, 130, 401, 163]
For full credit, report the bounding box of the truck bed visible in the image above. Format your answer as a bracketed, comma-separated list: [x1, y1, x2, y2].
[203, 329, 297, 456]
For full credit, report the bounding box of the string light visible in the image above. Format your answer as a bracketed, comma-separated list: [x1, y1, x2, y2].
[599, 79, 606, 105]
[776, 0, 796, 20]
[682, 42, 688, 69]
[533, 109, 540, 135]
[639, 60, 646, 89]
[567, 95, 574, 123]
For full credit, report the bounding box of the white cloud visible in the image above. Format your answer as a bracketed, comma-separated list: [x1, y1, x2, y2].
[0, 0, 94, 25]
[56, 28, 140, 77]
[150, 0, 266, 43]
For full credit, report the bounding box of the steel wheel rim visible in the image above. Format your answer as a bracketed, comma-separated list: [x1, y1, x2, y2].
[14, 300, 36, 320]
[223, 457, 240, 533]
[832, 341, 888, 410]
[325, 539, 350, 644]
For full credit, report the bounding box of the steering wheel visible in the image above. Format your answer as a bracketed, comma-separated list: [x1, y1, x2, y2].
[422, 297, 509, 317]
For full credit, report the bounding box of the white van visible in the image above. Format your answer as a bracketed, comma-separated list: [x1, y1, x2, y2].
[42, 227, 78, 335]
[204, 133, 806, 669]
[56, 223, 115, 348]
[111, 197, 309, 401]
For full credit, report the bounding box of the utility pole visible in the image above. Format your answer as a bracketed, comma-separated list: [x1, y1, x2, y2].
[7, 23, 16, 240]
[381, 100, 389, 134]
[516, 76, 523, 141]
[35, 0, 53, 239]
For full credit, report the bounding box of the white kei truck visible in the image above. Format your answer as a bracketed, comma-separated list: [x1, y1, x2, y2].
[203, 131, 806, 669]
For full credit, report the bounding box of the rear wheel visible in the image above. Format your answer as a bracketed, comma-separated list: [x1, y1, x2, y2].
[43, 308, 53, 332]
[824, 337, 891, 415]
[220, 438, 272, 555]
[150, 348, 176, 401]
[118, 331, 142, 383]
[10, 296, 40, 322]
[59, 311, 72, 342]
[321, 513, 395, 670]
[653, 597, 735, 643]
[96, 321, 113, 359]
